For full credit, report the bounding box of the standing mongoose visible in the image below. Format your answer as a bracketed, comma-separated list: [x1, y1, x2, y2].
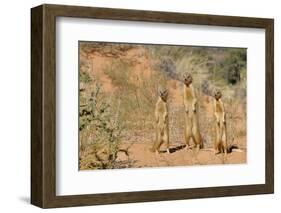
[213, 90, 227, 155]
[150, 88, 170, 154]
[183, 73, 203, 150]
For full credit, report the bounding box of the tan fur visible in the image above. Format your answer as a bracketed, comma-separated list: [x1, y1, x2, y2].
[213, 92, 227, 155]
[183, 82, 203, 150]
[151, 91, 170, 154]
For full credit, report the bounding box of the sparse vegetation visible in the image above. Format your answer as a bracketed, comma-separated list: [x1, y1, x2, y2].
[79, 74, 126, 169]
[102, 58, 167, 130]
[79, 42, 247, 170]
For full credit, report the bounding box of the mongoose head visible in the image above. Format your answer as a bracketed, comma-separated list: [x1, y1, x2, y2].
[214, 89, 222, 100]
[183, 73, 193, 86]
[159, 88, 168, 102]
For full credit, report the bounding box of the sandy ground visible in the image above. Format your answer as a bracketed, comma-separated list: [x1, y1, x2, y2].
[114, 98, 247, 169]
[118, 142, 246, 168]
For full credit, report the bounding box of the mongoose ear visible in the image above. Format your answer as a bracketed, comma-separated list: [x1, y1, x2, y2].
[158, 86, 165, 95]
[182, 73, 188, 80]
[163, 89, 168, 97]
[158, 87, 162, 96]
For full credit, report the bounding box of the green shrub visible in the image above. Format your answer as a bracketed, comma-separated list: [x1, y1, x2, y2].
[79, 79, 124, 169]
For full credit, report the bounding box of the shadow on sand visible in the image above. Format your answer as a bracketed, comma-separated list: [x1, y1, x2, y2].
[158, 144, 186, 154]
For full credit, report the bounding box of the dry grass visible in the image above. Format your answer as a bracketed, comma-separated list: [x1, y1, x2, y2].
[79, 42, 247, 170]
